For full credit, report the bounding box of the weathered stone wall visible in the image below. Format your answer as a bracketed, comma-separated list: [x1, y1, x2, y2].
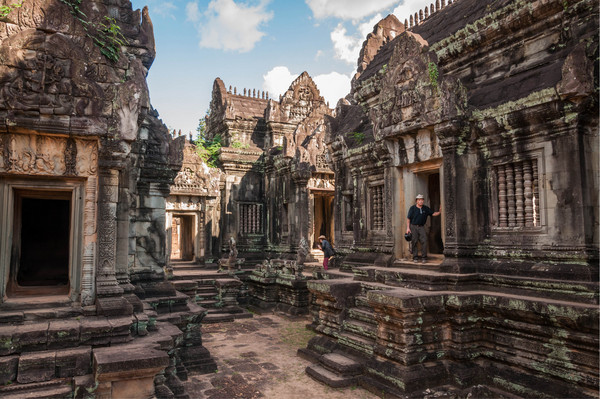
[0, 2, 212, 397]
[204, 73, 334, 261]
[307, 0, 599, 397]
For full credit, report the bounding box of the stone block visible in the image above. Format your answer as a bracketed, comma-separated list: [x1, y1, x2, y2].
[0, 326, 18, 355]
[48, 319, 81, 349]
[55, 346, 92, 378]
[80, 317, 112, 346]
[133, 313, 149, 336]
[94, 344, 170, 399]
[14, 322, 49, 352]
[0, 355, 18, 384]
[0, 312, 24, 324]
[17, 350, 55, 383]
[73, 374, 96, 399]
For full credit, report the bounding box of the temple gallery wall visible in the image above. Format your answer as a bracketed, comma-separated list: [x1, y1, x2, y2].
[0, 0, 597, 398]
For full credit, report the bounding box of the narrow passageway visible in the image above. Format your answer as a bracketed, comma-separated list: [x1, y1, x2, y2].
[183, 313, 377, 399]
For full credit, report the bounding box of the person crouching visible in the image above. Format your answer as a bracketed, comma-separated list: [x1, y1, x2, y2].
[318, 235, 334, 270]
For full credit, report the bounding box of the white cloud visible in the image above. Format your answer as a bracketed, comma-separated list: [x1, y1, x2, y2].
[306, 0, 397, 20]
[313, 71, 351, 106]
[329, 12, 384, 65]
[262, 66, 298, 99]
[186, 0, 273, 53]
[185, 2, 200, 23]
[262, 66, 351, 107]
[330, 23, 361, 64]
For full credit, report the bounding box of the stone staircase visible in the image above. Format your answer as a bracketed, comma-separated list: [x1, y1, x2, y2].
[300, 260, 600, 398]
[305, 352, 363, 388]
[170, 260, 253, 323]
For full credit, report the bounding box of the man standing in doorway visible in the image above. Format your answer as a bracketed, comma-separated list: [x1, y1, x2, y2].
[406, 194, 441, 263]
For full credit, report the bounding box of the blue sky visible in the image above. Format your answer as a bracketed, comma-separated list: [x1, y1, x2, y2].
[129, 0, 425, 136]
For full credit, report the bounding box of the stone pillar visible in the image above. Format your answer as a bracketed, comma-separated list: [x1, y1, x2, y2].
[291, 165, 311, 247]
[436, 122, 461, 261]
[96, 168, 133, 316]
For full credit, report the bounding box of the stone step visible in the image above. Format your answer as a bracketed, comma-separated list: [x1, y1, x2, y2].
[202, 313, 235, 324]
[343, 319, 378, 340]
[319, 352, 363, 377]
[354, 295, 370, 308]
[0, 379, 73, 399]
[337, 331, 375, 355]
[198, 299, 219, 308]
[347, 307, 377, 325]
[305, 363, 357, 388]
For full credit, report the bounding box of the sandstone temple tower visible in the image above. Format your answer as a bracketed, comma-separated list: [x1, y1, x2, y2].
[0, 1, 215, 397]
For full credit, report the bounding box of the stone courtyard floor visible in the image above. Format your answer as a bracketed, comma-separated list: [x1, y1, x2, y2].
[183, 313, 378, 399]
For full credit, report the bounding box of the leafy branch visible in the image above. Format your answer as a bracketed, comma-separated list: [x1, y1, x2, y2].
[59, 0, 128, 62]
[346, 131, 365, 144]
[195, 134, 222, 168]
[0, 1, 23, 19]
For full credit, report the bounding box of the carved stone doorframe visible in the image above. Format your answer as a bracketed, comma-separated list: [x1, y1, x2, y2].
[0, 177, 86, 304]
[399, 158, 445, 260]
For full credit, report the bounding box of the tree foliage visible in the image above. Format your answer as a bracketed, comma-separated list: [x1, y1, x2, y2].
[194, 112, 222, 168]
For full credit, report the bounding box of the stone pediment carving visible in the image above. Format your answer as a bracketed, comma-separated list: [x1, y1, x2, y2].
[266, 72, 330, 125]
[372, 31, 466, 140]
[171, 142, 222, 196]
[0, 21, 150, 142]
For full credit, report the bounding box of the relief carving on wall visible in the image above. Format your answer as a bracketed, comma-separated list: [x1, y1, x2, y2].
[0, 134, 98, 177]
[372, 31, 466, 141]
[307, 173, 335, 191]
[171, 142, 222, 196]
[267, 72, 331, 125]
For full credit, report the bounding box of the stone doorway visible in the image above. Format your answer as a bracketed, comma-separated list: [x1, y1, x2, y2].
[414, 171, 443, 255]
[9, 191, 71, 296]
[170, 215, 195, 261]
[312, 193, 334, 248]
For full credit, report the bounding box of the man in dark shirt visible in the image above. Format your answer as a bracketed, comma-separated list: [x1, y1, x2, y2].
[406, 194, 441, 263]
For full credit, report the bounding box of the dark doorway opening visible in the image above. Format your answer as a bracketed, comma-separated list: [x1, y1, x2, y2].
[313, 193, 334, 248]
[10, 193, 71, 295]
[170, 215, 194, 261]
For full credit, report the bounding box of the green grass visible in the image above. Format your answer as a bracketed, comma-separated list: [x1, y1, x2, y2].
[280, 321, 316, 348]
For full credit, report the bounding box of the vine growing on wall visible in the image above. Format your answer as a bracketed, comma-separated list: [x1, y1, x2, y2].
[428, 61, 439, 92]
[59, 0, 128, 62]
[0, 1, 23, 19]
[195, 113, 222, 168]
[195, 134, 223, 168]
[346, 131, 365, 145]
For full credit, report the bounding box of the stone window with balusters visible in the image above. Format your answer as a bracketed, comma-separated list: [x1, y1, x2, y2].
[493, 158, 542, 229]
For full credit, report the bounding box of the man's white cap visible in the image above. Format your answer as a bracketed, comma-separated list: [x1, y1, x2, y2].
[416, 194, 424, 199]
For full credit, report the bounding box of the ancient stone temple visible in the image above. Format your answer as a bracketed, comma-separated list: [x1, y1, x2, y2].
[0, 1, 214, 397]
[202, 73, 334, 261]
[300, 0, 599, 398]
[166, 140, 222, 264]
